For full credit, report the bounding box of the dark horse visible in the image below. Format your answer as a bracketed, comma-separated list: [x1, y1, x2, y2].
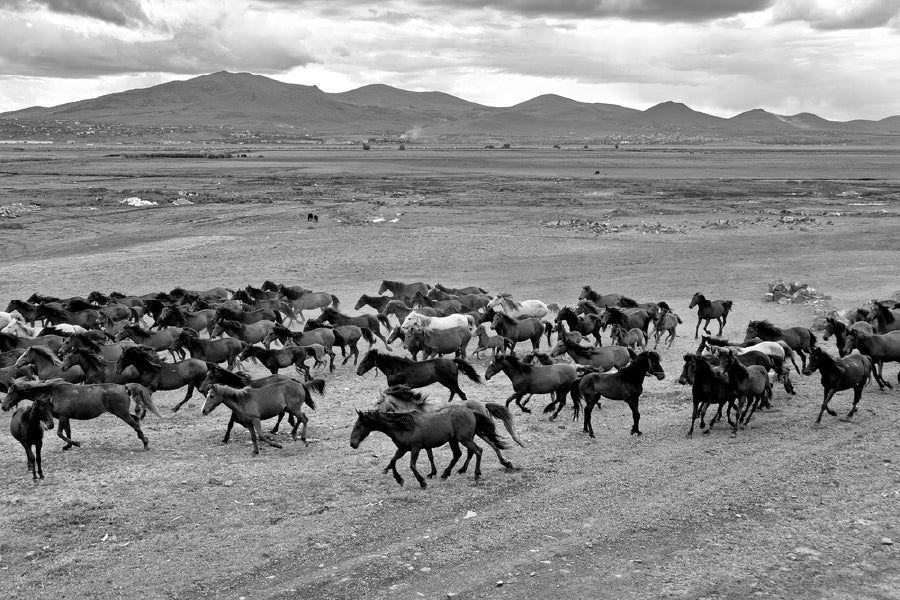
[350, 407, 506, 488]
[841, 329, 900, 390]
[572, 351, 665, 438]
[2, 378, 159, 450]
[556, 306, 604, 346]
[356, 349, 481, 402]
[116, 345, 208, 412]
[678, 354, 735, 436]
[378, 280, 431, 302]
[319, 307, 389, 345]
[9, 395, 55, 480]
[802, 347, 872, 424]
[484, 354, 579, 418]
[491, 312, 551, 352]
[689, 292, 733, 339]
[823, 316, 873, 357]
[744, 320, 817, 371]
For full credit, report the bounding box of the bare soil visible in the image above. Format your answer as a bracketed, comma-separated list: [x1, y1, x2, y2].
[1, 146, 899, 600]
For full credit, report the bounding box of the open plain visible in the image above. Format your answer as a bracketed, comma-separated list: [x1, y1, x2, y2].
[1, 145, 899, 600]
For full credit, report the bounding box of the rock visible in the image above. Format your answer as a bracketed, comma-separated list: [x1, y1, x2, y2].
[794, 547, 821, 557]
[495, 580, 504, 587]
[223, 480, 234, 487]
[881, 537, 894, 546]
[208, 477, 224, 486]
[463, 511, 477, 519]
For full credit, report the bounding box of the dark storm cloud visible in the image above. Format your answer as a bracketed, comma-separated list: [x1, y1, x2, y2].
[774, 0, 900, 30]
[0, 0, 149, 26]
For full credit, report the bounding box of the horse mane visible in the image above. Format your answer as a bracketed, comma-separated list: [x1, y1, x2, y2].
[37, 303, 67, 318]
[561, 336, 594, 357]
[370, 349, 414, 368]
[208, 363, 252, 387]
[750, 320, 782, 337]
[493, 311, 519, 326]
[657, 301, 671, 312]
[577, 299, 602, 314]
[211, 384, 250, 403]
[66, 298, 96, 312]
[382, 384, 428, 406]
[358, 409, 417, 431]
[29, 293, 62, 304]
[123, 345, 163, 370]
[22, 345, 62, 366]
[278, 284, 302, 300]
[385, 300, 412, 310]
[217, 319, 243, 331]
[872, 302, 896, 323]
[38, 325, 74, 338]
[67, 347, 107, 372]
[497, 295, 520, 311]
[497, 353, 529, 373]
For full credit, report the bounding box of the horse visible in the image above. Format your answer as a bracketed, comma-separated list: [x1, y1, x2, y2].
[411, 292, 463, 316]
[262, 324, 337, 371]
[211, 319, 277, 349]
[354, 294, 393, 313]
[15, 345, 85, 383]
[1, 318, 35, 338]
[578, 286, 624, 308]
[610, 325, 648, 352]
[350, 408, 504, 488]
[382, 300, 438, 327]
[169, 286, 232, 301]
[60, 332, 136, 364]
[678, 354, 736, 436]
[202, 379, 323, 454]
[319, 307, 389, 345]
[823, 317, 873, 356]
[486, 295, 556, 320]
[216, 306, 282, 327]
[116, 345, 208, 412]
[59, 346, 139, 384]
[689, 292, 733, 339]
[0, 348, 25, 368]
[430, 289, 491, 310]
[157, 305, 217, 336]
[572, 351, 666, 438]
[600, 306, 653, 334]
[491, 312, 550, 351]
[9, 395, 55, 480]
[173, 328, 243, 370]
[305, 320, 376, 365]
[116, 324, 185, 360]
[406, 325, 472, 359]
[869, 301, 900, 334]
[5, 300, 41, 326]
[802, 347, 873, 424]
[484, 353, 579, 418]
[238, 343, 321, 379]
[276, 287, 340, 321]
[473, 325, 515, 358]
[745, 320, 817, 370]
[841, 329, 900, 390]
[34, 303, 101, 330]
[2, 378, 158, 450]
[550, 334, 633, 372]
[556, 306, 604, 346]
[435, 283, 489, 296]
[401, 311, 472, 333]
[356, 349, 481, 402]
[379, 280, 431, 302]
[651, 304, 682, 349]
[719, 349, 772, 433]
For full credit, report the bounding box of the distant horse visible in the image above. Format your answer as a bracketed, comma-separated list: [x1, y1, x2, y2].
[9, 395, 54, 481]
[116, 345, 208, 412]
[610, 325, 648, 352]
[435, 283, 489, 296]
[578, 286, 624, 308]
[202, 379, 323, 453]
[169, 286, 232, 302]
[350, 407, 504, 488]
[278, 287, 340, 322]
[173, 328, 243, 370]
[841, 329, 900, 390]
[550, 334, 633, 372]
[354, 294, 393, 312]
[304, 320, 375, 366]
[158, 305, 217, 336]
[216, 306, 282, 326]
[406, 326, 471, 359]
[211, 319, 277, 348]
[600, 306, 653, 334]
[15, 345, 85, 383]
[689, 292, 732, 339]
[34, 303, 101, 330]
[719, 349, 772, 433]
[572, 350, 666, 438]
[116, 324, 185, 360]
[262, 324, 337, 371]
[2, 378, 158, 450]
[802, 347, 873, 424]
[650, 303, 682, 349]
[238, 344, 320, 379]
[678, 354, 735, 436]
[319, 307, 389, 345]
[744, 320, 817, 370]
[823, 316, 873, 357]
[379, 280, 431, 302]
[412, 292, 462, 316]
[401, 311, 472, 333]
[473, 325, 515, 358]
[487, 295, 556, 320]
[869, 301, 900, 334]
[491, 312, 550, 352]
[484, 353, 579, 418]
[60, 332, 136, 364]
[555, 306, 604, 346]
[357, 349, 481, 402]
[60, 346, 140, 384]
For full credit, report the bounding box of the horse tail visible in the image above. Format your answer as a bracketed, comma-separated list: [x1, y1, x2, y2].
[782, 344, 801, 374]
[330, 294, 341, 309]
[722, 300, 734, 315]
[126, 383, 160, 419]
[453, 358, 483, 384]
[676, 313, 683, 324]
[544, 321, 553, 346]
[473, 411, 509, 450]
[302, 378, 326, 409]
[570, 377, 583, 420]
[360, 327, 376, 345]
[627, 348, 637, 360]
[503, 337, 516, 354]
[546, 302, 560, 315]
[272, 310, 284, 325]
[332, 328, 346, 347]
[376, 313, 391, 332]
[485, 402, 525, 447]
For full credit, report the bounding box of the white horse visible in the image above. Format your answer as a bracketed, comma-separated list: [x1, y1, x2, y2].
[0, 310, 24, 331]
[1, 319, 36, 337]
[487, 295, 557, 320]
[401, 312, 472, 332]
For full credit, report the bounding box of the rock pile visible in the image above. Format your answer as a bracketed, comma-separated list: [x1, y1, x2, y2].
[542, 218, 683, 235]
[764, 280, 831, 306]
[0, 203, 40, 218]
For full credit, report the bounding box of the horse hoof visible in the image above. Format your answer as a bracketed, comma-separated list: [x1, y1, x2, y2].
[171, 407, 180, 413]
[302, 440, 309, 447]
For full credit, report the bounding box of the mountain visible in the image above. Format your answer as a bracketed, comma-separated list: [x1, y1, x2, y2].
[2, 71, 899, 140]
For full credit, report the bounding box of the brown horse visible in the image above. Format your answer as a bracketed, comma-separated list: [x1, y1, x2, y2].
[379, 280, 431, 302]
[357, 349, 481, 402]
[802, 347, 873, 424]
[689, 292, 732, 339]
[744, 320, 817, 371]
[9, 395, 55, 480]
[869, 301, 900, 334]
[823, 316, 873, 357]
[579, 286, 625, 308]
[484, 353, 579, 418]
[157, 305, 217, 336]
[116, 345, 208, 412]
[841, 329, 900, 390]
[211, 319, 277, 348]
[550, 334, 633, 372]
[491, 312, 550, 352]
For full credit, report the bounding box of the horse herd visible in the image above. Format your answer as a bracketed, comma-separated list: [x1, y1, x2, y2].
[1, 280, 899, 488]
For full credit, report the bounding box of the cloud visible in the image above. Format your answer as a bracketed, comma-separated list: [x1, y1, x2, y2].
[772, 0, 900, 30]
[0, 0, 149, 26]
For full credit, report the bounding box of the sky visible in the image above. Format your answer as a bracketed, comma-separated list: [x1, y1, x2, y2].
[0, 0, 898, 121]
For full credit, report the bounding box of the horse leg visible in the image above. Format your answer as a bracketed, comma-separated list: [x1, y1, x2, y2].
[847, 384, 864, 419]
[290, 410, 309, 446]
[688, 400, 701, 436]
[548, 389, 568, 421]
[425, 449, 437, 478]
[384, 448, 406, 485]
[328, 350, 336, 372]
[583, 397, 597, 438]
[514, 393, 531, 414]
[172, 384, 196, 412]
[23, 443, 36, 479]
[816, 388, 838, 423]
[479, 433, 514, 470]
[409, 449, 426, 488]
[627, 398, 642, 435]
[223, 414, 237, 443]
[467, 440, 483, 481]
[694, 317, 702, 339]
[876, 360, 893, 390]
[120, 413, 150, 449]
[351, 343, 359, 366]
[270, 412, 285, 434]
[34, 439, 44, 479]
[254, 419, 283, 450]
[246, 422, 260, 455]
[57, 417, 80, 450]
[443, 440, 463, 478]
[504, 392, 518, 409]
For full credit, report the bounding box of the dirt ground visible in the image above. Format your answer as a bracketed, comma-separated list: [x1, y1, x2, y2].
[1, 146, 899, 600]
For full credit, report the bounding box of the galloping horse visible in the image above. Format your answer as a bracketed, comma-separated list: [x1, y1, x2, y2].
[491, 312, 550, 352]
[357, 349, 481, 402]
[379, 280, 431, 302]
[802, 347, 873, 424]
[487, 294, 556, 320]
[744, 320, 817, 371]
[484, 353, 579, 418]
[689, 292, 732, 339]
[578, 286, 624, 308]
